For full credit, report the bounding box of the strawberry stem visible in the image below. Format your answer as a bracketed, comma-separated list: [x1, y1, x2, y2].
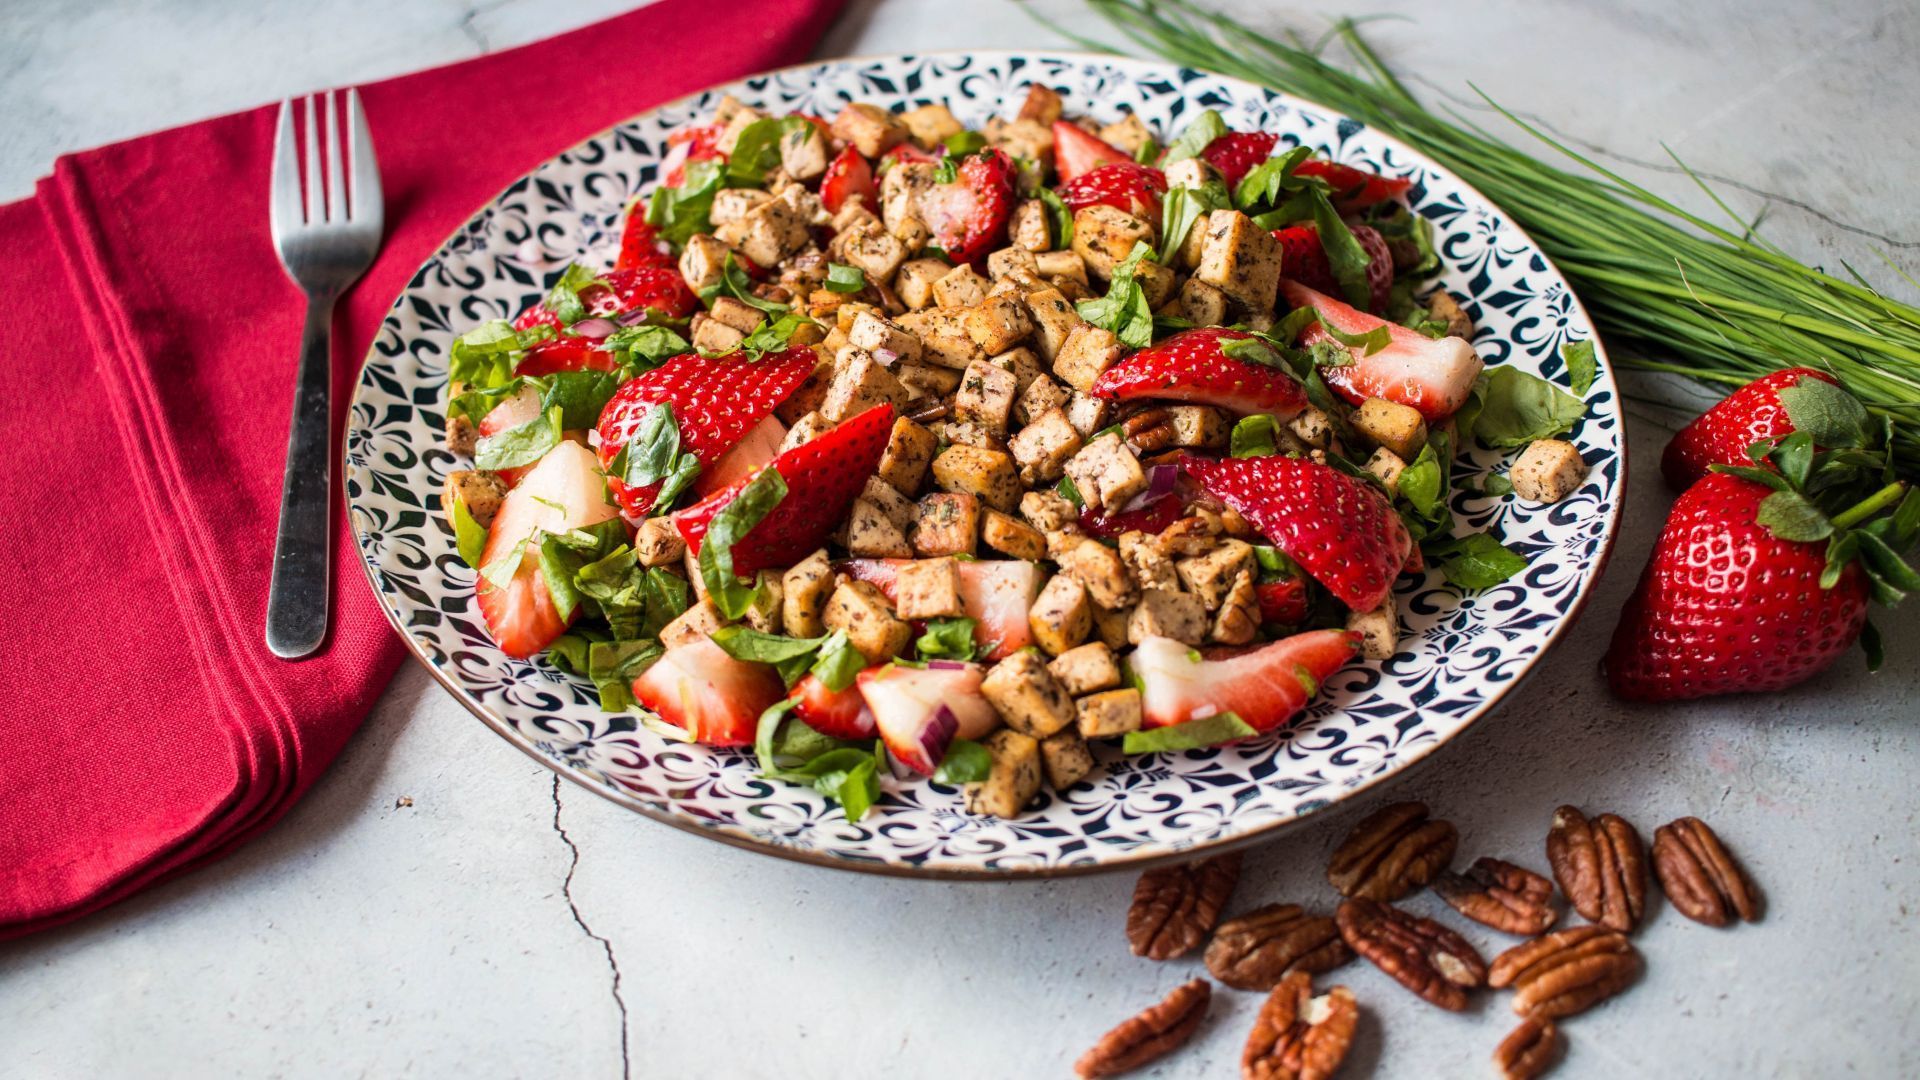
[1831, 481, 1908, 530]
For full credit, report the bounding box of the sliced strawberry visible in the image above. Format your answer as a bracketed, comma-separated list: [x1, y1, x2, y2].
[880, 142, 940, 170]
[857, 662, 998, 775]
[1255, 577, 1311, 626]
[661, 122, 724, 189]
[1200, 131, 1280, 188]
[1295, 160, 1412, 211]
[837, 557, 1041, 660]
[788, 672, 877, 740]
[1132, 630, 1360, 732]
[916, 148, 1015, 266]
[1271, 224, 1393, 313]
[693, 414, 787, 500]
[1660, 367, 1839, 491]
[1183, 453, 1412, 613]
[512, 266, 699, 333]
[594, 347, 817, 516]
[631, 638, 784, 747]
[614, 204, 677, 272]
[476, 383, 552, 489]
[1058, 162, 1168, 229]
[1053, 122, 1131, 182]
[676, 403, 895, 575]
[1089, 327, 1309, 418]
[475, 441, 622, 658]
[1281, 279, 1483, 421]
[513, 333, 616, 377]
[1080, 494, 1183, 541]
[820, 144, 877, 215]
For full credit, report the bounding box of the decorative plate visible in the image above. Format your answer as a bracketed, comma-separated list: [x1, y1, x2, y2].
[346, 51, 1623, 878]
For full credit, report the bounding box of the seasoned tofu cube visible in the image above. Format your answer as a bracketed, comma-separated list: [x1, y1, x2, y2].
[1365, 447, 1408, 497]
[1091, 603, 1132, 650]
[931, 444, 1022, 512]
[823, 578, 912, 663]
[982, 116, 1054, 163]
[779, 123, 830, 181]
[835, 220, 909, 285]
[965, 293, 1034, 354]
[1011, 199, 1052, 252]
[1134, 261, 1178, 309]
[879, 161, 936, 234]
[684, 547, 709, 601]
[1428, 289, 1474, 339]
[692, 317, 747, 355]
[714, 101, 767, 156]
[846, 497, 913, 558]
[1162, 157, 1219, 191]
[821, 349, 911, 422]
[1046, 527, 1089, 562]
[878, 416, 939, 496]
[1174, 539, 1256, 610]
[1128, 588, 1209, 645]
[1062, 536, 1139, 610]
[1511, 439, 1589, 504]
[830, 198, 880, 235]
[1023, 288, 1086, 364]
[1178, 277, 1229, 327]
[660, 597, 726, 649]
[744, 570, 784, 634]
[1351, 397, 1429, 460]
[893, 362, 961, 405]
[1099, 113, 1153, 155]
[987, 346, 1045, 396]
[982, 510, 1048, 561]
[1118, 530, 1180, 592]
[1063, 433, 1147, 513]
[708, 295, 767, 335]
[780, 410, 833, 451]
[1347, 593, 1400, 661]
[1016, 373, 1073, 426]
[1020, 489, 1079, 534]
[987, 245, 1040, 281]
[1065, 392, 1112, 438]
[861, 474, 918, 532]
[1039, 729, 1097, 790]
[895, 557, 966, 620]
[981, 650, 1078, 738]
[1149, 405, 1227, 450]
[962, 728, 1043, 818]
[1195, 209, 1284, 314]
[1008, 406, 1085, 485]
[937, 420, 1002, 451]
[896, 258, 951, 310]
[1034, 250, 1088, 285]
[711, 187, 774, 227]
[953, 358, 1020, 439]
[899, 102, 963, 148]
[897, 310, 987, 370]
[910, 492, 982, 557]
[1288, 406, 1334, 450]
[831, 102, 907, 158]
[446, 401, 477, 456]
[781, 549, 834, 638]
[443, 469, 505, 528]
[1210, 569, 1259, 645]
[1047, 642, 1122, 696]
[1052, 324, 1126, 393]
[1076, 688, 1144, 739]
[710, 93, 757, 127]
[1071, 204, 1155, 279]
[735, 196, 811, 269]
[1028, 571, 1093, 656]
[1017, 83, 1065, 124]
[633, 516, 687, 568]
[847, 311, 923, 362]
[933, 265, 990, 310]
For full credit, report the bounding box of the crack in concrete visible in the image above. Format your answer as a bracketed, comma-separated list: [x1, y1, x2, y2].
[552, 774, 631, 1080]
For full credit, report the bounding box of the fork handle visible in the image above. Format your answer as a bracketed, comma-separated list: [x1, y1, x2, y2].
[265, 293, 337, 659]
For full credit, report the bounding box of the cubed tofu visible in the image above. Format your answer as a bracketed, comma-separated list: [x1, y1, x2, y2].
[1034, 250, 1088, 285]
[986, 245, 1040, 281]
[711, 187, 774, 227]
[982, 510, 1048, 561]
[443, 469, 505, 528]
[895, 557, 966, 620]
[692, 317, 747, 355]
[1134, 261, 1178, 309]
[895, 258, 951, 310]
[1365, 447, 1408, 497]
[1428, 289, 1474, 339]
[895, 361, 964, 403]
[684, 547, 710, 602]
[987, 346, 1045, 396]
[983, 116, 1054, 164]
[1174, 539, 1255, 610]
[1176, 277, 1229, 327]
[910, 492, 982, 557]
[879, 161, 936, 234]
[1010, 199, 1052, 252]
[778, 123, 830, 181]
[962, 728, 1043, 818]
[1511, 439, 1589, 504]
[823, 578, 912, 664]
[933, 265, 990, 310]
[1076, 688, 1144, 739]
[714, 102, 767, 156]
[835, 220, 909, 286]
[965, 294, 1034, 355]
[1047, 642, 1122, 696]
[1065, 393, 1112, 439]
[953, 359, 1020, 439]
[878, 416, 939, 496]
[1023, 288, 1086, 365]
[931, 444, 1022, 512]
[446, 405, 477, 456]
[1071, 204, 1155, 279]
[710, 93, 756, 127]
[1052, 324, 1125, 393]
[1195, 209, 1284, 314]
[708, 295, 767, 335]
[899, 102, 964, 148]
[1118, 530, 1180, 592]
[1008, 407, 1086, 486]
[1099, 113, 1153, 156]
[633, 516, 687, 567]
[660, 597, 726, 649]
[1047, 527, 1089, 562]
[744, 570, 784, 634]
[677, 234, 733, 293]
[938, 420, 1002, 451]
[781, 549, 834, 638]
[981, 650, 1078, 738]
[861, 474, 918, 532]
[846, 497, 914, 558]
[1347, 593, 1399, 661]
[1017, 83, 1065, 124]
[1091, 603, 1132, 650]
[1162, 157, 1219, 191]
[1062, 537, 1139, 610]
[830, 198, 880, 235]
[780, 410, 833, 451]
[1128, 587, 1209, 645]
[831, 102, 907, 158]
[1039, 729, 1097, 790]
[821, 349, 911, 423]
[1016, 373, 1073, 427]
[1210, 569, 1259, 645]
[1028, 571, 1093, 656]
[1062, 433, 1147, 513]
[1020, 489, 1079, 534]
[735, 196, 811, 269]
[847, 310, 923, 362]
[1351, 397, 1429, 460]
[1288, 406, 1334, 450]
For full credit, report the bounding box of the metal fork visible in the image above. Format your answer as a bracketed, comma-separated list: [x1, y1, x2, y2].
[266, 88, 384, 659]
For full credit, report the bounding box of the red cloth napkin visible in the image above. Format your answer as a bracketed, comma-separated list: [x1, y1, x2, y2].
[0, 0, 845, 938]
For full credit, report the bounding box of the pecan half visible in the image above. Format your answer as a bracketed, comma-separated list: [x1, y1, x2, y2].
[1241, 971, 1358, 1080]
[1545, 806, 1647, 932]
[1489, 925, 1642, 1019]
[1652, 817, 1760, 927]
[1435, 857, 1558, 936]
[1075, 978, 1212, 1078]
[1205, 904, 1353, 991]
[1123, 408, 1176, 453]
[1326, 801, 1458, 901]
[1493, 1016, 1563, 1080]
[1335, 897, 1487, 1011]
[1128, 853, 1243, 960]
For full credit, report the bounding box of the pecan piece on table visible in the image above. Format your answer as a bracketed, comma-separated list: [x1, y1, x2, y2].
[1075, 978, 1212, 1079]
[1489, 924, 1642, 1019]
[1326, 801, 1458, 902]
[1434, 857, 1558, 936]
[1128, 853, 1242, 960]
[1241, 971, 1358, 1080]
[1205, 904, 1353, 991]
[1545, 806, 1647, 932]
[1493, 1016, 1563, 1080]
[1652, 816, 1761, 927]
[1335, 897, 1487, 1011]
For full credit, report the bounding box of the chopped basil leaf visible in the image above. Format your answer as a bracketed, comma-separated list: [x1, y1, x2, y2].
[616, 402, 703, 513]
[810, 630, 866, 692]
[1233, 146, 1313, 211]
[699, 253, 789, 317]
[1161, 108, 1228, 166]
[1252, 545, 1300, 581]
[473, 405, 563, 471]
[1075, 241, 1157, 348]
[449, 489, 489, 568]
[1469, 367, 1588, 449]
[1481, 473, 1514, 498]
[477, 538, 524, 593]
[736, 311, 818, 360]
[1307, 338, 1355, 370]
[943, 129, 988, 157]
[601, 324, 691, 373]
[1368, 203, 1439, 277]
[931, 738, 992, 784]
[697, 467, 787, 619]
[1395, 442, 1445, 520]
[932, 154, 959, 184]
[1220, 335, 1287, 368]
[1425, 533, 1529, 590]
[587, 639, 661, 711]
[1561, 339, 1598, 396]
[574, 544, 690, 640]
[1057, 474, 1084, 508]
[541, 263, 601, 327]
[448, 321, 553, 397]
[537, 520, 628, 622]
[1156, 179, 1231, 265]
[548, 633, 594, 677]
[1778, 375, 1870, 449]
[1133, 136, 1161, 165]
[915, 616, 980, 661]
[725, 116, 814, 188]
[541, 369, 623, 429]
[1122, 712, 1256, 753]
[1320, 322, 1390, 356]
[1229, 414, 1282, 458]
[825, 262, 867, 293]
[646, 158, 724, 247]
[1036, 187, 1074, 248]
[712, 624, 831, 687]
[1307, 187, 1375, 309]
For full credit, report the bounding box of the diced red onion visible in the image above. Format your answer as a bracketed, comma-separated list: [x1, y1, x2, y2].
[920, 704, 960, 765]
[572, 317, 619, 339]
[872, 347, 900, 367]
[1112, 464, 1182, 515]
[617, 307, 653, 327]
[925, 659, 971, 670]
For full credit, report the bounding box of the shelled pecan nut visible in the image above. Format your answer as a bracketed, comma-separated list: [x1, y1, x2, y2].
[1545, 806, 1647, 932]
[1122, 408, 1176, 452]
[1075, 978, 1212, 1078]
[1493, 1016, 1563, 1080]
[1652, 817, 1760, 927]
[1241, 971, 1358, 1080]
[1335, 897, 1487, 1011]
[1435, 857, 1558, 936]
[1205, 904, 1353, 990]
[1489, 925, 1642, 1019]
[1326, 801, 1458, 901]
[1128, 853, 1243, 960]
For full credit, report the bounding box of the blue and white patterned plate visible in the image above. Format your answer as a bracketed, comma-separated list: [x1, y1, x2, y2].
[345, 52, 1623, 878]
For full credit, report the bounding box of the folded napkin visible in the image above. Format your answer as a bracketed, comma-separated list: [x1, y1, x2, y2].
[0, 0, 846, 938]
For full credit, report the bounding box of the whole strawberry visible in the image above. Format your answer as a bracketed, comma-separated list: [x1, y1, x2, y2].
[1660, 367, 1838, 490]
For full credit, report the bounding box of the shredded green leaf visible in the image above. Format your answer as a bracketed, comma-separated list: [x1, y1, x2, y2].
[1122, 712, 1257, 753]
[697, 467, 788, 619]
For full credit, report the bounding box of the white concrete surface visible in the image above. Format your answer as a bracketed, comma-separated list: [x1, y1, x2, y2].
[3, 1, 1917, 1077]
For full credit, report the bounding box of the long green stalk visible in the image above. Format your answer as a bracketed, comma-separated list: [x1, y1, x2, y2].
[1049, 0, 1920, 475]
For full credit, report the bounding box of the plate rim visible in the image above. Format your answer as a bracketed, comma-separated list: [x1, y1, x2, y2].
[345, 47, 1628, 880]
